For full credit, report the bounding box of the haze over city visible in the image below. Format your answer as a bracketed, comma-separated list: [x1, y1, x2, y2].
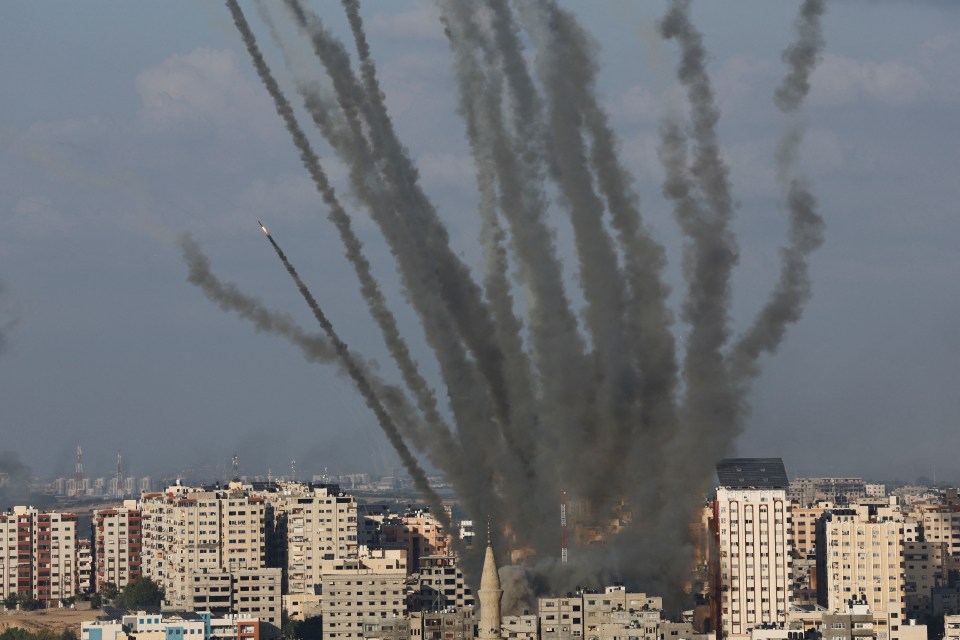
[2, 0, 959, 489]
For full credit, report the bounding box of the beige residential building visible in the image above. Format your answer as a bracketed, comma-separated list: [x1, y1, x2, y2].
[140, 483, 269, 614]
[919, 506, 960, 558]
[414, 554, 473, 612]
[185, 566, 282, 629]
[502, 614, 538, 640]
[816, 508, 905, 640]
[320, 566, 408, 639]
[539, 594, 582, 640]
[270, 484, 359, 594]
[0, 506, 79, 602]
[790, 503, 832, 608]
[903, 540, 946, 619]
[944, 614, 960, 640]
[715, 459, 792, 639]
[409, 610, 473, 640]
[539, 587, 663, 640]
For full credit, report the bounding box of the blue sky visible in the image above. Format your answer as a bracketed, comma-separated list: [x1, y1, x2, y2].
[1, 1, 959, 485]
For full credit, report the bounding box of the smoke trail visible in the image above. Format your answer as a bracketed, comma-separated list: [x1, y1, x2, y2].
[659, 0, 741, 466]
[524, 1, 682, 539]
[731, 0, 826, 381]
[456, 0, 592, 497]
[437, 2, 539, 455]
[475, 3, 603, 542]
[224, 0, 468, 480]
[516, 2, 637, 509]
[774, 0, 827, 114]
[213, 0, 830, 607]
[177, 232, 431, 444]
[280, 0, 528, 544]
[286, 0, 519, 465]
[259, 226, 449, 527]
[226, 0, 455, 531]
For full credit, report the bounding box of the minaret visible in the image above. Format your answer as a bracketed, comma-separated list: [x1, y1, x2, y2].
[478, 523, 502, 640]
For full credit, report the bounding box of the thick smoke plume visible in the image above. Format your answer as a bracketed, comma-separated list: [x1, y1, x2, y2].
[186, 0, 828, 609]
[0, 451, 53, 511]
[0, 281, 17, 359]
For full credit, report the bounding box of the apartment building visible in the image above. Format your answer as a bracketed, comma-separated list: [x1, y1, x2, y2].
[0, 506, 79, 603]
[408, 609, 473, 640]
[139, 483, 270, 615]
[380, 509, 449, 571]
[94, 501, 142, 591]
[903, 540, 946, 619]
[919, 506, 960, 558]
[538, 587, 663, 640]
[185, 566, 282, 629]
[816, 508, 905, 640]
[791, 503, 832, 607]
[413, 554, 473, 612]
[269, 484, 359, 594]
[789, 479, 866, 508]
[320, 567, 408, 639]
[714, 459, 792, 639]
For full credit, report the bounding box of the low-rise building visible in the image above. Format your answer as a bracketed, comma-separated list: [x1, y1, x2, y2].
[81, 610, 266, 640]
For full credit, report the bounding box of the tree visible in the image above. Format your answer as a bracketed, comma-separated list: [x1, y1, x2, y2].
[16, 592, 41, 611]
[99, 582, 118, 602]
[116, 577, 163, 610]
[4, 592, 17, 610]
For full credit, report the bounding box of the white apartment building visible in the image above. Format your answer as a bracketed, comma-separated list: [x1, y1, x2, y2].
[715, 458, 792, 640]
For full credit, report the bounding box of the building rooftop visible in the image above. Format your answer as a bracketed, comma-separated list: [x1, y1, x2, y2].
[716, 458, 788, 489]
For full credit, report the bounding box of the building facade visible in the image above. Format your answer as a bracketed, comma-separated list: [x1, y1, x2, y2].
[0, 506, 79, 603]
[94, 502, 142, 591]
[714, 459, 792, 639]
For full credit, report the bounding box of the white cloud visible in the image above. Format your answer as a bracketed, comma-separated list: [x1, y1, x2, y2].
[810, 53, 929, 106]
[368, 3, 445, 42]
[135, 48, 275, 138]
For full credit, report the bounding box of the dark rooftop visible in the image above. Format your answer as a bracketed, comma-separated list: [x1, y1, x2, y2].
[716, 458, 788, 489]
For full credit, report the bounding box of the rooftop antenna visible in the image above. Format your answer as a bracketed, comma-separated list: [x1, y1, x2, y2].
[232, 453, 239, 481]
[560, 489, 568, 564]
[75, 444, 84, 487]
[291, 459, 296, 482]
[116, 450, 124, 498]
